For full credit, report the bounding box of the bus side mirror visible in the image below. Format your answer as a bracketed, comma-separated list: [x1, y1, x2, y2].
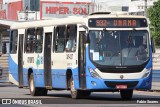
[151, 37, 155, 53]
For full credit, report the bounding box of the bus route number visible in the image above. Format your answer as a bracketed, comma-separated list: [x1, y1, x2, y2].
[27, 57, 34, 63]
[66, 54, 73, 60]
[96, 20, 107, 27]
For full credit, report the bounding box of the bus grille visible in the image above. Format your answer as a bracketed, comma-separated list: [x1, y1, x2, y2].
[104, 81, 139, 88]
[98, 67, 144, 73]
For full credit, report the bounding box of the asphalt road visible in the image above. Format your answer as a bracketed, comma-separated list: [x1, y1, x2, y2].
[0, 83, 160, 107]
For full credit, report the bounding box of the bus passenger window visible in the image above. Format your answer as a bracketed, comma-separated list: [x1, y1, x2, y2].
[10, 30, 18, 54]
[65, 25, 77, 52]
[35, 28, 43, 53]
[25, 29, 36, 53]
[55, 26, 66, 52]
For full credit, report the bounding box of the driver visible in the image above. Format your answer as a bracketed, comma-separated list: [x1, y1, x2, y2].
[135, 44, 147, 60]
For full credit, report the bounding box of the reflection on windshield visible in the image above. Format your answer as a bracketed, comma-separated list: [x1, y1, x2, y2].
[89, 30, 149, 66]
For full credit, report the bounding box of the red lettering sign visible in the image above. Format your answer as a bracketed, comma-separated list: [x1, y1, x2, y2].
[114, 20, 137, 27]
[96, 20, 107, 27]
[73, 7, 87, 15]
[45, 6, 87, 15]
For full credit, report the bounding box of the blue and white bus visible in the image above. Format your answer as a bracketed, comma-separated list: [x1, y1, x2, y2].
[9, 13, 153, 99]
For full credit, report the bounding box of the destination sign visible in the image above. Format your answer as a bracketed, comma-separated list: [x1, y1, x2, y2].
[88, 18, 148, 28]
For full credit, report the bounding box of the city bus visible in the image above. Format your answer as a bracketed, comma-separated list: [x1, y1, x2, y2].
[9, 13, 153, 99]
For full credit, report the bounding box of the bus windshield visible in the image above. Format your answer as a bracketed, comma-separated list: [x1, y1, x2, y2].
[89, 30, 149, 66]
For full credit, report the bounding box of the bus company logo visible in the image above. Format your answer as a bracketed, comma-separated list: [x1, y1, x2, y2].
[120, 75, 124, 79]
[36, 54, 42, 67]
[2, 99, 11, 104]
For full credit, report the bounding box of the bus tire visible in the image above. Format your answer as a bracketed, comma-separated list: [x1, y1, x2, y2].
[83, 91, 91, 98]
[29, 73, 38, 96]
[120, 89, 133, 100]
[70, 76, 82, 99]
[38, 88, 48, 96]
[29, 73, 48, 96]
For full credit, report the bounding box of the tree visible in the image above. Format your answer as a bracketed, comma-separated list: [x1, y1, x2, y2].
[148, 0, 160, 46]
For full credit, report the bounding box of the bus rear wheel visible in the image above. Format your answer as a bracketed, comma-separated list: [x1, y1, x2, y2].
[120, 89, 133, 100]
[29, 73, 48, 96]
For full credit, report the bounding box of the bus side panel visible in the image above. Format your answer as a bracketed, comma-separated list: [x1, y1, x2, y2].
[23, 68, 29, 86]
[9, 55, 18, 85]
[52, 52, 67, 89]
[72, 67, 80, 89]
[23, 54, 45, 88]
[51, 69, 67, 88]
[34, 69, 45, 87]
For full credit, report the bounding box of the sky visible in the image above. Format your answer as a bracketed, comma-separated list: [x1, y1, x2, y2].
[95, 0, 130, 6]
[2, 0, 131, 6]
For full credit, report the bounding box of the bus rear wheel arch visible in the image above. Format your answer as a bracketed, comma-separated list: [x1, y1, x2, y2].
[29, 73, 48, 96]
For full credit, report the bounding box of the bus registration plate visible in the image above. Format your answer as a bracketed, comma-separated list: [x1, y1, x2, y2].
[116, 85, 127, 89]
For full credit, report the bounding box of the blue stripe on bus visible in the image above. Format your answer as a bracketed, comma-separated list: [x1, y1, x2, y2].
[9, 55, 80, 89]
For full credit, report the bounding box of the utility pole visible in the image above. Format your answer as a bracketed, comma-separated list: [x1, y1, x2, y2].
[25, 6, 29, 20]
[144, 0, 147, 17]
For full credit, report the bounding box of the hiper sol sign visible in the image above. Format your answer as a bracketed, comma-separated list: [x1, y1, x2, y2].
[41, 3, 93, 18]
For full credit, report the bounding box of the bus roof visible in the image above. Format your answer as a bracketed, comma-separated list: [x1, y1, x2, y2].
[10, 17, 84, 30]
[86, 14, 147, 19]
[10, 14, 147, 30]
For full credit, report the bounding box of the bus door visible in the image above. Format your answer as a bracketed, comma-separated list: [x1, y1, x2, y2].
[18, 34, 24, 88]
[44, 32, 52, 89]
[78, 31, 86, 89]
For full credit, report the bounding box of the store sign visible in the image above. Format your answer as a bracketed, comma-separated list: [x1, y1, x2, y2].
[17, 11, 40, 21]
[42, 3, 93, 18]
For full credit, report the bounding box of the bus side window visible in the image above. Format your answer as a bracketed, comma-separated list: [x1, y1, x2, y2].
[25, 28, 36, 53]
[10, 30, 18, 54]
[66, 24, 77, 52]
[35, 28, 43, 53]
[55, 26, 66, 52]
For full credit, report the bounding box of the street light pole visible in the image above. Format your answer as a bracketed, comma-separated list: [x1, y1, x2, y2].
[144, 0, 147, 17]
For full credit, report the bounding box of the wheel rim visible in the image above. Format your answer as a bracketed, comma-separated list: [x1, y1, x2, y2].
[30, 78, 34, 92]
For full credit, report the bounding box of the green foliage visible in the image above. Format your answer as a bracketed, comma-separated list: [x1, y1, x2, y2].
[148, 0, 160, 46]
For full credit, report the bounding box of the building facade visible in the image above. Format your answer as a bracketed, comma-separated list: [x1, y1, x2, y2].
[0, 0, 93, 21]
[0, 0, 93, 53]
[129, 0, 158, 15]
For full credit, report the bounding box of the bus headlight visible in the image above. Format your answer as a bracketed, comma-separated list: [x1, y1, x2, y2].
[142, 68, 151, 78]
[88, 67, 101, 79]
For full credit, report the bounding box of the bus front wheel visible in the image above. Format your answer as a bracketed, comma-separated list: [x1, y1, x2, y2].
[29, 73, 48, 96]
[120, 89, 133, 100]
